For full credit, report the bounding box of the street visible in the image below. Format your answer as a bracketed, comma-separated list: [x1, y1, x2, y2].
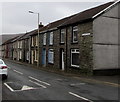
[1, 60, 119, 101]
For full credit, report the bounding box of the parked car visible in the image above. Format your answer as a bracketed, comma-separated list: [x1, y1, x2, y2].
[0, 59, 8, 79]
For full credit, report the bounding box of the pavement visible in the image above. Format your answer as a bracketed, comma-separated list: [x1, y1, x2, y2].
[4, 58, 120, 88]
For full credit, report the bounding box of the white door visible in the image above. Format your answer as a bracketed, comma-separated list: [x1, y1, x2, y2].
[31, 51, 34, 64]
[62, 50, 64, 71]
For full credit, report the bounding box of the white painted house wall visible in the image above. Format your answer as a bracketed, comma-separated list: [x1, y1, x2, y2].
[93, 2, 120, 70]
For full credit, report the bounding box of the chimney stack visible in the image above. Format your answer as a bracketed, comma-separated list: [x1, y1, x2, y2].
[39, 22, 44, 29]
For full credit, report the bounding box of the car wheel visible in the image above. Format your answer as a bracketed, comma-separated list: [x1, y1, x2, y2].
[2, 75, 8, 80]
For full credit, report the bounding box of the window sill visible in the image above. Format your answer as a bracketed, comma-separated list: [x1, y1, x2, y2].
[35, 60, 38, 62]
[49, 45, 53, 46]
[48, 62, 54, 65]
[59, 42, 65, 45]
[71, 42, 78, 44]
[43, 44, 46, 46]
[71, 65, 80, 68]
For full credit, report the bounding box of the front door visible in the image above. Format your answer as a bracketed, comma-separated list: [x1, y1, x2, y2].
[31, 50, 34, 64]
[42, 48, 46, 66]
[60, 49, 64, 70]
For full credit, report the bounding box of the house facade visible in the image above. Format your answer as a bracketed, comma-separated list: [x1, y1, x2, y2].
[93, 1, 120, 74]
[1, 1, 119, 75]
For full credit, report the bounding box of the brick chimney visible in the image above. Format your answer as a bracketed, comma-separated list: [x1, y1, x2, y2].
[39, 22, 44, 29]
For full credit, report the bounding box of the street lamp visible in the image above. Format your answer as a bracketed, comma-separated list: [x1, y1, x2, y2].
[29, 10, 40, 67]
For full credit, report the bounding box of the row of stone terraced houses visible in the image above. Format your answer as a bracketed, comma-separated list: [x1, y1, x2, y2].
[1, 1, 119, 75]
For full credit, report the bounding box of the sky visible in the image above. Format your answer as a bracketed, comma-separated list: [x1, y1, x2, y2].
[0, 0, 114, 35]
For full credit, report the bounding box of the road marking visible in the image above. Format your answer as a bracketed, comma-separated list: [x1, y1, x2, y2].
[4, 83, 14, 92]
[69, 92, 93, 102]
[29, 80, 47, 88]
[29, 76, 51, 86]
[70, 83, 85, 86]
[21, 85, 35, 91]
[74, 77, 120, 87]
[13, 70, 23, 75]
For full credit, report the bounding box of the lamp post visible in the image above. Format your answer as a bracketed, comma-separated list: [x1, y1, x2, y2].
[29, 10, 40, 67]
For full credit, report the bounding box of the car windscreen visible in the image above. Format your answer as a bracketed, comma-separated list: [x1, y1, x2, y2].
[0, 61, 3, 64]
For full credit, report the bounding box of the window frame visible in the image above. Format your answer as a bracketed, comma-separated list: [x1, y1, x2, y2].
[19, 50, 22, 59]
[72, 26, 78, 43]
[31, 36, 34, 46]
[35, 50, 38, 62]
[35, 35, 38, 46]
[60, 29, 65, 43]
[26, 51, 29, 61]
[43, 33, 46, 45]
[48, 49, 54, 64]
[20, 41, 22, 48]
[49, 32, 53, 45]
[71, 49, 80, 68]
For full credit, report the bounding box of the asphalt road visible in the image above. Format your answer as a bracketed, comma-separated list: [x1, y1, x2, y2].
[1, 60, 119, 101]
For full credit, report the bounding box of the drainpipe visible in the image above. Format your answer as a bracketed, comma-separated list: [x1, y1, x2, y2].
[65, 27, 68, 73]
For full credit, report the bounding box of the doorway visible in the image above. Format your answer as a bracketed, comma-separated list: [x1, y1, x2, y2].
[42, 48, 46, 66]
[60, 48, 64, 71]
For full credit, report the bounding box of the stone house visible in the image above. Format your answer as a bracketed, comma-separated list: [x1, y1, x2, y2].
[93, 1, 120, 74]
[39, 15, 76, 72]
[23, 30, 37, 64]
[38, 1, 117, 75]
[12, 35, 24, 61]
[30, 30, 39, 65]
[1, 1, 119, 75]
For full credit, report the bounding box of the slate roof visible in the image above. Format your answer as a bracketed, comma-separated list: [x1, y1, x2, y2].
[26, 2, 114, 35]
[59, 2, 114, 27]
[19, 29, 38, 40]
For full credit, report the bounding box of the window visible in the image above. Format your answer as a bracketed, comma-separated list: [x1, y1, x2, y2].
[19, 51, 22, 59]
[18, 42, 19, 48]
[35, 36, 38, 46]
[72, 26, 78, 43]
[48, 49, 54, 63]
[20, 41, 22, 48]
[60, 29, 65, 43]
[35, 50, 38, 61]
[71, 49, 80, 67]
[43, 33, 46, 45]
[49, 32, 53, 45]
[0, 61, 3, 64]
[26, 51, 29, 61]
[32, 37, 34, 46]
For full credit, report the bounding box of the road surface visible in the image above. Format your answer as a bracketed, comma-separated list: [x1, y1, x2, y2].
[1, 60, 119, 101]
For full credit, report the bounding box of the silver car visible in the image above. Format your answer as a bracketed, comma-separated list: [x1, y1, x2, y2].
[0, 59, 8, 79]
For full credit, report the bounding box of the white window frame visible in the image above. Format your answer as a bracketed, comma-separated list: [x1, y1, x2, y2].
[20, 41, 22, 48]
[19, 50, 22, 59]
[26, 51, 29, 61]
[49, 32, 53, 45]
[60, 29, 65, 43]
[18, 41, 19, 48]
[48, 49, 54, 64]
[72, 26, 78, 43]
[71, 49, 80, 68]
[35, 50, 38, 62]
[35, 36, 38, 46]
[32, 37, 34, 46]
[43, 33, 46, 45]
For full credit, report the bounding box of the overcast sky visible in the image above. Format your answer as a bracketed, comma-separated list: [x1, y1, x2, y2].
[1, 0, 113, 35]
